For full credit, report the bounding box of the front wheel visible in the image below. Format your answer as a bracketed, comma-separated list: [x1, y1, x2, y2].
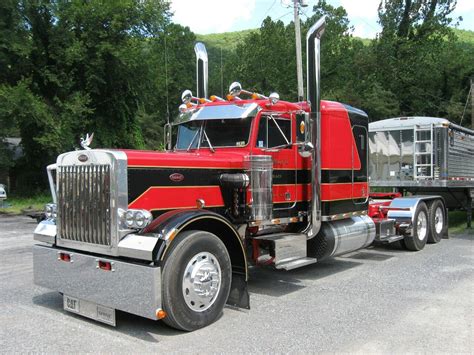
[161, 230, 232, 331]
[403, 202, 429, 251]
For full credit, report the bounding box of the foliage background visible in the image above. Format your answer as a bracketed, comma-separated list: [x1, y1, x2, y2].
[0, 0, 473, 194]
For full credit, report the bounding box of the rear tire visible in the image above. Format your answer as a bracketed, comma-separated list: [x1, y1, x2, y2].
[161, 230, 232, 331]
[403, 202, 429, 251]
[427, 200, 445, 243]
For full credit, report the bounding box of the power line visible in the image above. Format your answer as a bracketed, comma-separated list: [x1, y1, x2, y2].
[275, 11, 293, 21]
[260, 0, 278, 24]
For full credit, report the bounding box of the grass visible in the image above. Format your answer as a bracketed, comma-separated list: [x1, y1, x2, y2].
[0, 194, 52, 215]
[448, 210, 473, 235]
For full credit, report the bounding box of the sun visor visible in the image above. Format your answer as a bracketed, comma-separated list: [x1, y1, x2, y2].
[174, 103, 260, 125]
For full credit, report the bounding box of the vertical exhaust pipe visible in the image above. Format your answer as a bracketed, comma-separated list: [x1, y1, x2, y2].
[194, 42, 208, 99]
[306, 16, 326, 238]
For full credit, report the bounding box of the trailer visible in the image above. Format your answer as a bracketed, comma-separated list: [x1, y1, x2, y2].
[369, 116, 474, 227]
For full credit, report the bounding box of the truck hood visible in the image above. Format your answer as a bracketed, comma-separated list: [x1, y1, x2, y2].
[123, 149, 249, 169]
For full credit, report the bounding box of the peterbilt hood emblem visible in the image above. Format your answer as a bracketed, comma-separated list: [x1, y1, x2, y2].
[78, 154, 88, 162]
[169, 173, 184, 182]
[80, 132, 94, 150]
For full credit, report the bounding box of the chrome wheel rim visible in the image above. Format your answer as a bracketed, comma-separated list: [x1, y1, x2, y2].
[182, 252, 221, 312]
[416, 211, 428, 241]
[434, 207, 444, 234]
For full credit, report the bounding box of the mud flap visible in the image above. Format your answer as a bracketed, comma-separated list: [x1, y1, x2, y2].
[227, 272, 250, 309]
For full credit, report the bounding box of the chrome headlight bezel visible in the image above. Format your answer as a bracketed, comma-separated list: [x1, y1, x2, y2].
[120, 209, 152, 230]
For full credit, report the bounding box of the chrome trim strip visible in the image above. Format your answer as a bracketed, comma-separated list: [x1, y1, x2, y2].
[47, 164, 57, 203]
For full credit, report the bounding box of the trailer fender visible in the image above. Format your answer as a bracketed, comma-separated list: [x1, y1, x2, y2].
[387, 196, 445, 236]
[143, 209, 249, 309]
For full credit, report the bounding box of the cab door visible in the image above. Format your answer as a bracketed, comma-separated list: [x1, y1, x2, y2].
[254, 114, 297, 212]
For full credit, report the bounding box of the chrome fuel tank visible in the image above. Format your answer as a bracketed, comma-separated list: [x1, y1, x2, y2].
[307, 215, 375, 261]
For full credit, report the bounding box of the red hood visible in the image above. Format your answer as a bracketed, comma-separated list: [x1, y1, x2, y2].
[123, 149, 249, 169]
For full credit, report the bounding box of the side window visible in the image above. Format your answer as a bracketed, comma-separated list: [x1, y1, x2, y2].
[256, 116, 292, 149]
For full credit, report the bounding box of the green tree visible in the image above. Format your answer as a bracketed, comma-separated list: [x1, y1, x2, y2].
[373, 0, 471, 120]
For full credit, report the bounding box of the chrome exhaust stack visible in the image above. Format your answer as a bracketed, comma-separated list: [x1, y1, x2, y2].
[305, 16, 326, 238]
[194, 42, 208, 99]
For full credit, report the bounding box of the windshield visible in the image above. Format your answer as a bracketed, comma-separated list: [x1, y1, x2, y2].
[175, 117, 252, 150]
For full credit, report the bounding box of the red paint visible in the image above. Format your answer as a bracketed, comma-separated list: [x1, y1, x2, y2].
[320, 101, 361, 170]
[321, 182, 368, 201]
[129, 186, 225, 210]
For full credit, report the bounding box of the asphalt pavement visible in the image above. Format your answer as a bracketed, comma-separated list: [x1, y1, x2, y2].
[0, 214, 473, 353]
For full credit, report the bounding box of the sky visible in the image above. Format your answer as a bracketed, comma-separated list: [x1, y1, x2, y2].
[169, 0, 474, 38]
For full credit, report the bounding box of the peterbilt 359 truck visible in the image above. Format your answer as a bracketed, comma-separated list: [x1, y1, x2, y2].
[33, 17, 448, 331]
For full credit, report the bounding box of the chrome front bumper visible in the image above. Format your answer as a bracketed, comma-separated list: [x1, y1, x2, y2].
[33, 244, 161, 321]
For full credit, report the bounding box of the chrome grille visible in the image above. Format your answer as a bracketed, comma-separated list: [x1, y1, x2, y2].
[57, 164, 112, 246]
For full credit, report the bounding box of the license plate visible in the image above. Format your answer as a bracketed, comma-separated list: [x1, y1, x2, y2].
[63, 295, 116, 326]
[64, 295, 80, 313]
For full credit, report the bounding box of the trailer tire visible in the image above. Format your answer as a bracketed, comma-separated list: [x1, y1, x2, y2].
[161, 230, 232, 331]
[427, 200, 445, 244]
[403, 202, 429, 251]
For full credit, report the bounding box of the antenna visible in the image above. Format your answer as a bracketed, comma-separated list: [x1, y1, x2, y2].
[164, 32, 170, 125]
[163, 29, 172, 150]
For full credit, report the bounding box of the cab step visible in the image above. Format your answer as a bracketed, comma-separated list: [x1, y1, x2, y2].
[275, 257, 317, 270]
[377, 234, 404, 243]
[254, 233, 317, 270]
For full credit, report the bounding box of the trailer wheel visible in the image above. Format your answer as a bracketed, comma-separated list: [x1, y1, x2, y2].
[403, 202, 429, 251]
[161, 230, 231, 331]
[427, 200, 445, 243]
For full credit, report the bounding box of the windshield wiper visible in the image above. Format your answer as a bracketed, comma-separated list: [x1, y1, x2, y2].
[186, 129, 200, 151]
[201, 127, 215, 153]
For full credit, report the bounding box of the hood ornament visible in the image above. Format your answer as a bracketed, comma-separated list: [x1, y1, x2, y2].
[80, 133, 94, 150]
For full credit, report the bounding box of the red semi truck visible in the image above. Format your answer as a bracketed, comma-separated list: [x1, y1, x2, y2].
[33, 17, 447, 331]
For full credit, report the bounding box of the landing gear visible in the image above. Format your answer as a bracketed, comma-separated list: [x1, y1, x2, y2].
[161, 230, 232, 331]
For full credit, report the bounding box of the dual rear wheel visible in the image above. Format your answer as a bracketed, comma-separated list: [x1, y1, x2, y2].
[402, 200, 445, 251]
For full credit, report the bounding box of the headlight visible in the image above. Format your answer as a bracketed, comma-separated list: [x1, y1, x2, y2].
[44, 203, 57, 219]
[121, 209, 152, 230]
[125, 210, 135, 228]
[135, 211, 146, 228]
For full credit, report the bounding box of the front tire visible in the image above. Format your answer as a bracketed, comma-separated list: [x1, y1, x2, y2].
[403, 202, 429, 251]
[427, 200, 445, 243]
[161, 230, 232, 331]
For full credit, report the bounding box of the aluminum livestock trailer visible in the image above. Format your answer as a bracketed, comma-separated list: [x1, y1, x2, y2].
[369, 116, 474, 227]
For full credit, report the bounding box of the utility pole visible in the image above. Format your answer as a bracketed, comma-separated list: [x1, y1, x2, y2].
[293, 0, 306, 102]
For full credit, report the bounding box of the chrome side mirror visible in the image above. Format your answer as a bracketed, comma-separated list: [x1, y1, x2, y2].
[269, 92, 280, 104]
[179, 104, 188, 113]
[181, 89, 193, 104]
[229, 82, 242, 97]
[296, 112, 313, 158]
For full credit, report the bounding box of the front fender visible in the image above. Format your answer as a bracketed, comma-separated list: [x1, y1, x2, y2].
[143, 209, 249, 309]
